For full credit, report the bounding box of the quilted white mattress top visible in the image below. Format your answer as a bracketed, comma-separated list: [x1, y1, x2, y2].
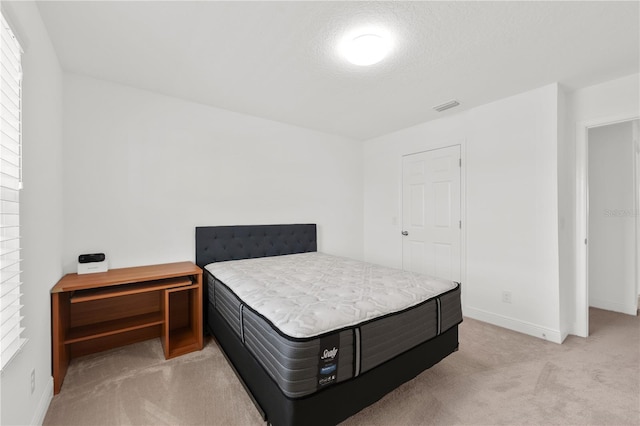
[205, 252, 457, 339]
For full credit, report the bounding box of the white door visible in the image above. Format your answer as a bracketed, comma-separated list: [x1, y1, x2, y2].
[402, 145, 461, 281]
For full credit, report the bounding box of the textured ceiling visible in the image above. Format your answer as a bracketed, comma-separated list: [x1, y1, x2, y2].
[36, 1, 639, 140]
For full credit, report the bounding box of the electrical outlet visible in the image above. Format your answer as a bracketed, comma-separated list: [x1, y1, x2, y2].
[502, 291, 512, 304]
[30, 368, 35, 394]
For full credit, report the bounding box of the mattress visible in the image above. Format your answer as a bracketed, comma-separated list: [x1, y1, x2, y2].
[206, 252, 461, 399]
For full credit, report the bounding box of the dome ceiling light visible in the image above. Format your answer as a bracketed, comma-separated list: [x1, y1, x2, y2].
[340, 29, 391, 66]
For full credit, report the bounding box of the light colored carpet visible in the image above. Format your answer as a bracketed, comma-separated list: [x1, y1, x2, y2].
[43, 308, 640, 426]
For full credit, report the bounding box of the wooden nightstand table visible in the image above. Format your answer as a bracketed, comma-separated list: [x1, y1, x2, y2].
[51, 261, 203, 394]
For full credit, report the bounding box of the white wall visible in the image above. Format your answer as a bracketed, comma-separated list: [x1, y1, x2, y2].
[0, 2, 63, 425]
[62, 74, 363, 273]
[364, 84, 562, 342]
[564, 73, 639, 336]
[569, 74, 640, 123]
[557, 86, 574, 339]
[588, 121, 636, 314]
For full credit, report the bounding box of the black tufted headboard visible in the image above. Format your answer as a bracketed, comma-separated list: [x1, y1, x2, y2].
[195, 224, 317, 269]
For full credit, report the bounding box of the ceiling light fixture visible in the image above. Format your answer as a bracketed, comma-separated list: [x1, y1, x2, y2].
[340, 29, 391, 66]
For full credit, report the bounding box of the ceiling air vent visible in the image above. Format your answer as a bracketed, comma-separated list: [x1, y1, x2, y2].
[433, 99, 460, 112]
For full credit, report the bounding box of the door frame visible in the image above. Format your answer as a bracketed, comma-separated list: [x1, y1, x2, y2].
[401, 141, 466, 308]
[575, 114, 639, 337]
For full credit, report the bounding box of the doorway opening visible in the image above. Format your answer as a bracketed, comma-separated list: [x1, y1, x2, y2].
[578, 118, 639, 336]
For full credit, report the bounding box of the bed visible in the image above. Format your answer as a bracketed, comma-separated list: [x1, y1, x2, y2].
[195, 224, 461, 426]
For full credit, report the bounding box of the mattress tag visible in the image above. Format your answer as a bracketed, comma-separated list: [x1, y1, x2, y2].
[317, 334, 340, 388]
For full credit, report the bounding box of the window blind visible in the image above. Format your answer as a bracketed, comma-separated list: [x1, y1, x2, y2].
[0, 12, 25, 371]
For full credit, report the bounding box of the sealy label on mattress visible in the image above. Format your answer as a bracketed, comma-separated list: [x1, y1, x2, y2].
[317, 334, 340, 388]
[206, 252, 458, 339]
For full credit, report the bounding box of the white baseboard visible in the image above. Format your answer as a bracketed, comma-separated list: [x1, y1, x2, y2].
[464, 306, 563, 344]
[589, 298, 637, 316]
[30, 376, 53, 426]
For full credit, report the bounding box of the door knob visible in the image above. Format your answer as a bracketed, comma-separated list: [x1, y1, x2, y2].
[401, 231, 408, 236]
